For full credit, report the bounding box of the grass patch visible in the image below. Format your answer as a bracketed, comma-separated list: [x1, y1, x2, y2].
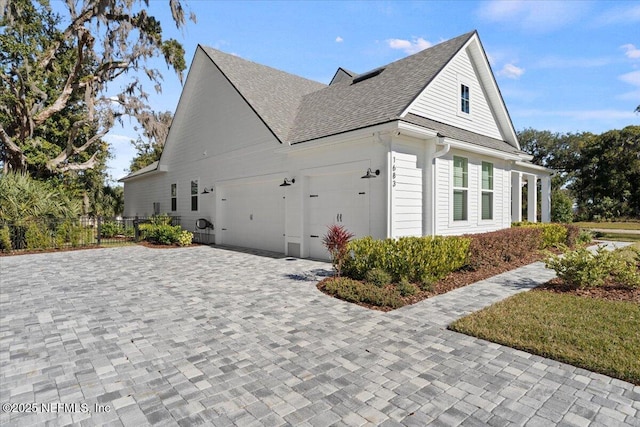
[449, 291, 640, 385]
[595, 232, 640, 242]
[574, 221, 640, 230]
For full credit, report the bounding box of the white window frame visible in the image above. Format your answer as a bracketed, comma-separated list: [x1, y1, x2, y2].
[452, 156, 468, 222]
[457, 75, 471, 119]
[171, 183, 177, 212]
[481, 161, 494, 221]
[191, 179, 199, 212]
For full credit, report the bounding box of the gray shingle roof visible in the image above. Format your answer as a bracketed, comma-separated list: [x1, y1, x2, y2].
[287, 31, 475, 144]
[200, 47, 326, 143]
[199, 31, 521, 156]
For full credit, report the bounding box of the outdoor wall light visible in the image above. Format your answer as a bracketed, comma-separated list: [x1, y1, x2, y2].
[279, 178, 296, 187]
[201, 187, 214, 194]
[361, 168, 380, 179]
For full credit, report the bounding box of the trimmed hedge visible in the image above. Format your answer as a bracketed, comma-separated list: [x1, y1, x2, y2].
[512, 222, 578, 248]
[465, 227, 542, 271]
[342, 235, 470, 285]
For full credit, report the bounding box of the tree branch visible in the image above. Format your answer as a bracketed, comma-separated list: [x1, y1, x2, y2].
[33, 30, 92, 126]
[0, 124, 27, 169]
[54, 151, 101, 173]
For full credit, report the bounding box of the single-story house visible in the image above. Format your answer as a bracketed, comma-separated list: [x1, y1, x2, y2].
[120, 30, 551, 259]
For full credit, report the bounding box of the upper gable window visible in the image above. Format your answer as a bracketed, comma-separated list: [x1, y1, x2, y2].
[460, 84, 470, 114]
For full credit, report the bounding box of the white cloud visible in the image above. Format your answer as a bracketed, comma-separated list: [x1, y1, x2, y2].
[387, 37, 432, 55]
[621, 44, 640, 60]
[499, 63, 525, 79]
[619, 70, 640, 87]
[477, 0, 585, 32]
[335, 36, 343, 43]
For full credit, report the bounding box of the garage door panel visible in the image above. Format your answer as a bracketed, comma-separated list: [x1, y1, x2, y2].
[221, 181, 284, 253]
[306, 172, 370, 260]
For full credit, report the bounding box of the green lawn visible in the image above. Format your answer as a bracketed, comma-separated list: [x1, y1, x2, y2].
[449, 291, 640, 385]
[594, 232, 640, 243]
[574, 221, 640, 230]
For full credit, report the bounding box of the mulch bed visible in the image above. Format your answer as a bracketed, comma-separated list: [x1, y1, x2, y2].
[319, 247, 639, 310]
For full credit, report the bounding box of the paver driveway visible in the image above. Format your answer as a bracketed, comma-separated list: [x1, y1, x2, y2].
[1, 245, 638, 426]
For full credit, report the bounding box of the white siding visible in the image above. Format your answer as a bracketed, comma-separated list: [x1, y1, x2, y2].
[435, 149, 511, 236]
[391, 151, 422, 237]
[406, 47, 503, 140]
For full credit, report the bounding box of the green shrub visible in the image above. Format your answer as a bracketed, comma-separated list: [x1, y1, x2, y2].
[513, 222, 583, 249]
[365, 268, 392, 287]
[343, 236, 470, 283]
[513, 222, 567, 249]
[0, 225, 12, 252]
[177, 230, 193, 246]
[551, 190, 574, 223]
[322, 277, 404, 309]
[545, 247, 640, 288]
[397, 279, 418, 297]
[576, 229, 594, 245]
[149, 214, 173, 226]
[139, 223, 191, 246]
[566, 224, 582, 247]
[100, 221, 123, 238]
[466, 227, 542, 270]
[25, 222, 52, 250]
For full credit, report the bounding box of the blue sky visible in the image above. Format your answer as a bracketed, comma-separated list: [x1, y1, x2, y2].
[104, 0, 640, 182]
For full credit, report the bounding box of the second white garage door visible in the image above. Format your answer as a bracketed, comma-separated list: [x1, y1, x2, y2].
[306, 172, 370, 259]
[219, 180, 285, 253]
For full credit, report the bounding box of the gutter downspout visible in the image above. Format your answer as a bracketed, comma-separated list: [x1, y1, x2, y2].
[431, 133, 450, 236]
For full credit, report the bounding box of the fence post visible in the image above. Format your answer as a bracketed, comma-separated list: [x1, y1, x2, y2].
[134, 218, 140, 242]
[97, 216, 102, 245]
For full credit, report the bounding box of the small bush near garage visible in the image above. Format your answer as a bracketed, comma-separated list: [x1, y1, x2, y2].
[342, 235, 470, 284]
[139, 223, 193, 246]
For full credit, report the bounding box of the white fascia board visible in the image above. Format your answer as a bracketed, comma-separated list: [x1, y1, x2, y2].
[397, 121, 522, 161]
[514, 161, 554, 175]
[118, 164, 168, 182]
[274, 122, 399, 154]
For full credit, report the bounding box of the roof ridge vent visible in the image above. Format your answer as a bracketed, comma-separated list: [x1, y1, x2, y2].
[352, 67, 385, 84]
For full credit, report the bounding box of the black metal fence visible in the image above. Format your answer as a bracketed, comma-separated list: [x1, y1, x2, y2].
[0, 216, 181, 252]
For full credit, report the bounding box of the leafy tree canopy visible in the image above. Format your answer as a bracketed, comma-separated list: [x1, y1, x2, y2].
[519, 126, 640, 221]
[0, 0, 195, 178]
[129, 110, 172, 172]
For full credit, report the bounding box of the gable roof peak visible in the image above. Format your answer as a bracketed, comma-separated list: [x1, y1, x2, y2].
[199, 46, 326, 143]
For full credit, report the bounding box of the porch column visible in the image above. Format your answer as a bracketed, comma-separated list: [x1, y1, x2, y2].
[527, 174, 537, 223]
[541, 175, 551, 223]
[511, 172, 522, 223]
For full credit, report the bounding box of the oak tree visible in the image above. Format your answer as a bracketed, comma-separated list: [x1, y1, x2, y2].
[0, 0, 194, 176]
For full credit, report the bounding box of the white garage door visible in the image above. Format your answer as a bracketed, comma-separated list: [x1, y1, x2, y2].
[306, 172, 370, 260]
[219, 181, 285, 253]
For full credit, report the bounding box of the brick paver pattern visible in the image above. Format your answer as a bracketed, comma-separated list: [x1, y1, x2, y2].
[1, 245, 638, 426]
